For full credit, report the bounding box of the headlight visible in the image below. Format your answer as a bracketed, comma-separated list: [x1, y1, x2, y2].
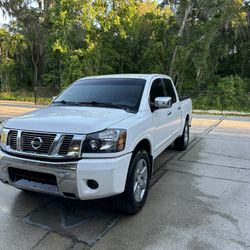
[82, 129, 126, 153]
[0, 123, 2, 142]
[67, 138, 82, 157]
[0, 124, 7, 148]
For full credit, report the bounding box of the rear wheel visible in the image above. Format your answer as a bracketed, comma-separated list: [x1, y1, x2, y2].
[112, 150, 151, 214]
[174, 121, 189, 151]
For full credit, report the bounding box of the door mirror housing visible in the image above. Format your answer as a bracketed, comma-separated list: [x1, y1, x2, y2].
[52, 96, 57, 102]
[155, 97, 172, 109]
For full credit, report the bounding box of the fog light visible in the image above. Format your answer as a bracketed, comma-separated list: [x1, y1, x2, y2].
[87, 179, 99, 189]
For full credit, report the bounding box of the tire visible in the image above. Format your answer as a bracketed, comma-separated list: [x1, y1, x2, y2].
[174, 120, 189, 151]
[112, 150, 151, 214]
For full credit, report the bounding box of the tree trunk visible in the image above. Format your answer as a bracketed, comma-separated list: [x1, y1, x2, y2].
[120, 56, 124, 73]
[169, 1, 194, 84]
[34, 60, 38, 104]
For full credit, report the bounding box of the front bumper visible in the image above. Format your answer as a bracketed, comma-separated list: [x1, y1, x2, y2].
[0, 149, 132, 200]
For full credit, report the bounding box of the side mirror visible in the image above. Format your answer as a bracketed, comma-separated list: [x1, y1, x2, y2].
[155, 97, 172, 109]
[52, 96, 57, 102]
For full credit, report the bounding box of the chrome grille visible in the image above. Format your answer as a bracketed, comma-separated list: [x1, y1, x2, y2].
[4, 129, 85, 159]
[8, 130, 18, 150]
[59, 135, 74, 156]
[20, 132, 56, 154]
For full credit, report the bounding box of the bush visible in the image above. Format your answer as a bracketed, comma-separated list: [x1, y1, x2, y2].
[213, 75, 249, 111]
[180, 75, 250, 112]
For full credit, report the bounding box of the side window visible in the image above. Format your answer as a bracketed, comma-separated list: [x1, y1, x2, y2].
[162, 78, 177, 103]
[149, 78, 166, 103]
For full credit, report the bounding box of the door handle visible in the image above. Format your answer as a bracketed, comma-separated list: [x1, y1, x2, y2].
[167, 111, 172, 116]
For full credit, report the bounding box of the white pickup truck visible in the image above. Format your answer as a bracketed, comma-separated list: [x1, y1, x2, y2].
[0, 74, 192, 214]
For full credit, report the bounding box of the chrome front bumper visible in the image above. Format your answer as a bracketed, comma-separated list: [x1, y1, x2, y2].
[0, 149, 79, 198]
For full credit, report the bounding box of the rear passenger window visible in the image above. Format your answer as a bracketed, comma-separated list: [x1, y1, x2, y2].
[150, 79, 165, 103]
[162, 78, 177, 103]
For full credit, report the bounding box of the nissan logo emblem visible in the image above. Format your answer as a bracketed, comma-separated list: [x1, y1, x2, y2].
[31, 137, 43, 150]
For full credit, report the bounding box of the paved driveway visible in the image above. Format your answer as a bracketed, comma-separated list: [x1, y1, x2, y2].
[0, 101, 250, 250]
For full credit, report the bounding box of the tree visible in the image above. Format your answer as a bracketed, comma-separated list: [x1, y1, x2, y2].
[0, 0, 249, 107]
[1, 0, 48, 102]
[0, 27, 26, 91]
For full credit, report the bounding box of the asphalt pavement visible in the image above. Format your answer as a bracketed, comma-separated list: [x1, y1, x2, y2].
[0, 100, 43, 122]
[0, 101, 250, 250]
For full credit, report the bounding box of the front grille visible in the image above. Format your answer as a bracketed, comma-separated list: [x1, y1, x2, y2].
[59, 135, 74, 156]
[20, 132, 56, 154]
[8, 130, 18, 150]
[5, 130, 85, 159]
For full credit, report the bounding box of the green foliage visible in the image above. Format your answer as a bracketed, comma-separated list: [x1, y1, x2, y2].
[213, 75, 249, 111]
[183, 76, 250, 112]
[0, 0, 250, 111]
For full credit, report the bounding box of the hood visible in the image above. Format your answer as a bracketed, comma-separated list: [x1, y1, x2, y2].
[4, 106, 133, 134]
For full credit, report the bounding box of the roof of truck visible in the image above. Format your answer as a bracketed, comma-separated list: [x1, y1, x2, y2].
[81, 74, 171, 81]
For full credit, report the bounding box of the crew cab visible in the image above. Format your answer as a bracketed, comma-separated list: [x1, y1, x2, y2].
[0, 74, 192, 214]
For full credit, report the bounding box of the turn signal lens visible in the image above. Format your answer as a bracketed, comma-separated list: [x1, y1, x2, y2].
[116, 131, 126, 151]
[0, 125, 7, 148]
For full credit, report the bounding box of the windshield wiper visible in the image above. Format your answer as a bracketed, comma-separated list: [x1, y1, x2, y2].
[52, 100, 82, 106]
[78, 101, 134, 113]
[53, 100, 135, 113]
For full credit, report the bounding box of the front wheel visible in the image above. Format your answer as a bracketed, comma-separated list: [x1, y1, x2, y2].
[112, 150, 151, 214]
[174, 121, 189, 151]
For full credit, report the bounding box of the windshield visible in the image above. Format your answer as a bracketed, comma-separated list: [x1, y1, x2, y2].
[53, 78, 146, 112]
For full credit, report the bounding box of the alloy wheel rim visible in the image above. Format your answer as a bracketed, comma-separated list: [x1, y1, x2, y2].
[133, 159, 148, 203]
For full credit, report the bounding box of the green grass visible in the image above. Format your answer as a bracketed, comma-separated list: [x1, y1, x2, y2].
[193, 110, 250, 117]
[0, 91, 52, 104]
